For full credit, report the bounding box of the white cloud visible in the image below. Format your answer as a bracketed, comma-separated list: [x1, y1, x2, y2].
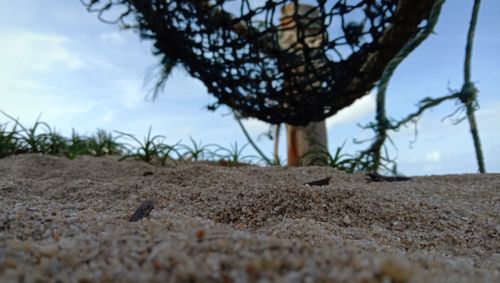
[0, 30, 85, 74]
[97, 109, 117, 125]
[112, 79, 146, 109]
[424, 150, 441, 163]
[0, 90, 94, 131]
[326, 92, 375, 128]
[99, 31, 127, 45]
[241, 118, 270, 136]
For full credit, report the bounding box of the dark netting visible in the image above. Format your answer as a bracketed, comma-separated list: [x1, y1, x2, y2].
[82, 0, 437, 126]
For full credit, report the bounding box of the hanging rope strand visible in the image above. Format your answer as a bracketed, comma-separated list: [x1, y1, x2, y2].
[358, 0, 445, 172]
[369, 0, 486, 174]
[463, 0, 485, 173]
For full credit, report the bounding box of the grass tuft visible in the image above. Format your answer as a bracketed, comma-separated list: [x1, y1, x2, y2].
[0, 111, 371, 173]
[116, 126, 180, 165]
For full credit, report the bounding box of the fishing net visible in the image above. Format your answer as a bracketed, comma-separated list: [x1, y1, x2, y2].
[82, 0, 437, 126]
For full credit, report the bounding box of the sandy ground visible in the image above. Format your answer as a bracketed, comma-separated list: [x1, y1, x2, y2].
[0, 154, 498, 282]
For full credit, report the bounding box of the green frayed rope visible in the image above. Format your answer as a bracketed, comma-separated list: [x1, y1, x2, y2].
[371, 0, 486, 174]
[359, 0, 446, 172]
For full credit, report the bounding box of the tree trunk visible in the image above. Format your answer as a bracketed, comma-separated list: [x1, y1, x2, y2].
[286, 121, 328, 166]
[279, 3, 328, 166]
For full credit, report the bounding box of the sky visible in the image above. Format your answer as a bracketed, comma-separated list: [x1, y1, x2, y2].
[0, 0, 499, 176]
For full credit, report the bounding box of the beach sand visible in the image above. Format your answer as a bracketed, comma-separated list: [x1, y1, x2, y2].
[0, 154, 498, 282]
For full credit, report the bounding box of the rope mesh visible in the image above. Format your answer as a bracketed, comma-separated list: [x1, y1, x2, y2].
[82, 0, 437, 126]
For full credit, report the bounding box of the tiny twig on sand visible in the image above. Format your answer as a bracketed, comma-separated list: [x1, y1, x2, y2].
[129, 200, 155, 222]
[366, 172, 411, 182]
[304, 177, 331, 186]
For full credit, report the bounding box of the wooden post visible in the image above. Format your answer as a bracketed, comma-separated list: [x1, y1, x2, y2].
[285, 122, 328, 166]
[279, 3, 328, 166]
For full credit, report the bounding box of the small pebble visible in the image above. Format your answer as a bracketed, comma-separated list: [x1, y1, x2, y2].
[3, 257, 17, 269]
[343, 215, 352, 225]
[39, 244, 59, 257]
[379, 256, 414, 283]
